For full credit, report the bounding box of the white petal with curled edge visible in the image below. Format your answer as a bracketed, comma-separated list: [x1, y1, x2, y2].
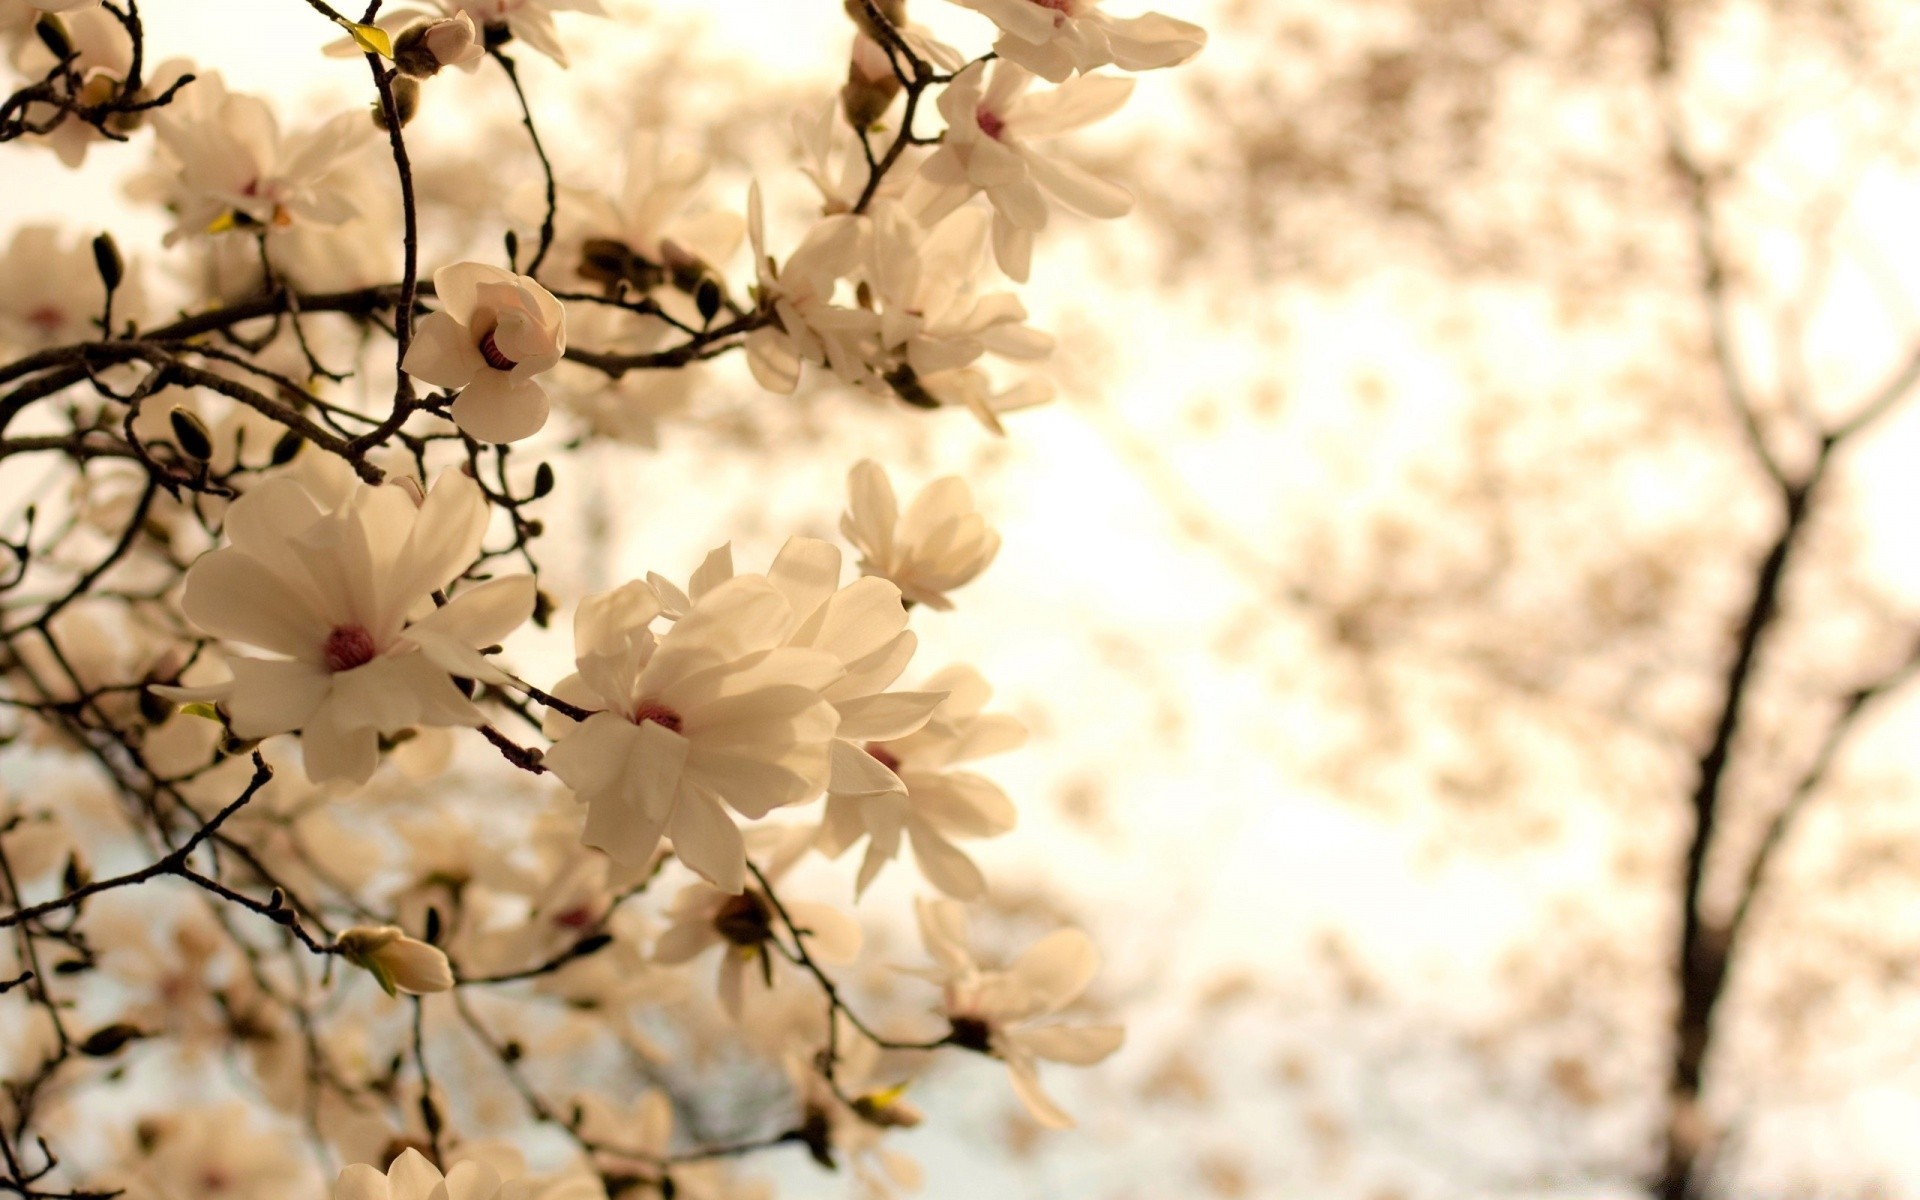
[829, 737, 906, 797]
[451, 370, 550, 444]
[401, 310, 482, 391]
[1027, 152, 1133, 218]
[432, 262, 515, 325]
[407, 575, 537, 682]
[669, 784, 746, 894]
[1008, 928, 1098, 1015]
[1015, 1023, 1124, 1066]
[1103, 12, 1207, 72]
[544, 712, 645, 802]
[300, 710, 381, 785]
[746, 326, 801, 394]
[833, 687, 946, 743]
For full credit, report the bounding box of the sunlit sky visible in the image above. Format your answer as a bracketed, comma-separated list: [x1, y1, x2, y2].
[9, 0, 1920, 1196]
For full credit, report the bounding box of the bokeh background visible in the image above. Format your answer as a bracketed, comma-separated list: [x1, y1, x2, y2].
[10, 0, 1920, 1196]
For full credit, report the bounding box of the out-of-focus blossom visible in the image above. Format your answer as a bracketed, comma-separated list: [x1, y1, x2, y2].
[445, 0, 605, 67]
[563, 132, 744, 306]
[0, 225, 142, 351]
[866, 202, 1053, 415]
[744, 183, 877, 394]
[105, 1105, 307, 1200]
[841, 460, 1000, 610]
[820, 664, 1022, 898]
[404, 262, 566, 443]
[943, 0, 1205, 82]
[796, 101, 920, 216]
[654, 829, 860, 1017]
[911, 60, 1133, 281]
[335, 925, 455, 996]
[149, 73, 370, 244]
[541, 576, 843, 893]
[158, 471, 535, 785]
[5, 7, 187, 167]
[911, 898, 1122, 1128]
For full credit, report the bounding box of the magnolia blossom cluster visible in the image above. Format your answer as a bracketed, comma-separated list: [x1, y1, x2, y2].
[0, 0, 1204, 1194]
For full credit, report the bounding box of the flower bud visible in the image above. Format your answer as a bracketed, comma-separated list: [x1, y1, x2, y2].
[336, 925, 454, 996]
[841, 34, 901, 129]
[373, 75, 421, 130]
[394, 12, 484, 78]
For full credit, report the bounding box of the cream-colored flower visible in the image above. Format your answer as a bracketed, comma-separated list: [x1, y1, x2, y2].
[744, 183, 878, 394]
[0, 225, 142, 351]
[404, 262, 567, 443]
[911, 898, 1122, 1128]
[819, 664, 1022, 898]
[335, 925, 454, 996]
[159, 471, 535, 785]
[149, 72, 371, 244]
[541, 576, 843, 893]
[841, 460, 1000, 610]
[910, 60, 1134, 281]
[944, 0, 1205, 83]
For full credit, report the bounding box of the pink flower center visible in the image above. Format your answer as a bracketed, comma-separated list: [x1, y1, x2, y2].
[1032, 0, 1073, 20]
[631, 701, 683, 733]
[478, 330, 518, 371]
[25, 306, 64, 334]
[323, 625, 377, 672]
[865, 743, 901, 773]
[975, 105, 1007, 141]
[553, 904, 595, 930]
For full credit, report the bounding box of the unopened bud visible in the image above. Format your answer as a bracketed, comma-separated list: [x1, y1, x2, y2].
[91, 233, 123, 292]
[841, 34, 901, 129]
[336, 925, 454, 997]
[373, 75, 421, 130]
[394, 12, 484, 78]
[167, 407, 214, 461]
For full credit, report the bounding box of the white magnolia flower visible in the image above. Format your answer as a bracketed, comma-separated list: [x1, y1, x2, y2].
[404, 262, 567, 443]
[911, 60, 1134, 281]
[567, 132, 744, 290]
[159, 471, 536, 785]
[744, 183, 879, 394]
[866, 201, 1053, 406]
[541, 575, 844, 894]
[646, 537, 948, 809]
[912, 898, 1122, 1128]
[841, 460, 1000, 610]
[820, 664, 1022, 898]
[0, 225, 142, 351]
[446, 0, 605, 67]
[335, 925, 455, 995]
[149, 73, 371, 244]
[108, 1104, 305, 1200]
[945, 0, 1205, 83]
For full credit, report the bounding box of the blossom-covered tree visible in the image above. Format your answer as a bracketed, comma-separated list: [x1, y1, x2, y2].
[0, 0, 1201, 1196]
